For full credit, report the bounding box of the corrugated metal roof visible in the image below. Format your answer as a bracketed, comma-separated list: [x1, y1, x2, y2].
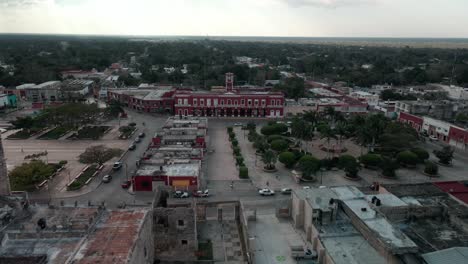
[422, 247, 468, 264]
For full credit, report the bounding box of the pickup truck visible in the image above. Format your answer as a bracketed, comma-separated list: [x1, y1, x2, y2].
[291, 248, 317, 260]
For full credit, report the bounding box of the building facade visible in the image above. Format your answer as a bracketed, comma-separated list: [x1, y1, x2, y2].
[173, 73, 285, 118]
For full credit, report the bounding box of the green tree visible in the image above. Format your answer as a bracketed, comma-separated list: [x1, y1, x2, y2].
[424, 161, 438, 176]
[298, 155, 320, 180]
[381, 157, 399, 178]
[411, 148, 429, 162]
[359, 154, 383, 168]
[278, 152, 296, 168]
[262, 150, 277, 170]
[9, 160, 55, 191]
[270, 139, 289, 152]
[434, 146, 454, 165]
[79, 145, 123, 166]
[106, 100, 125, 117]
[396, 151, 419, 167]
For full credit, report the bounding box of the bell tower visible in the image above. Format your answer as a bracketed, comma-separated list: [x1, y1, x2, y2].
[225, 72, 234, 92]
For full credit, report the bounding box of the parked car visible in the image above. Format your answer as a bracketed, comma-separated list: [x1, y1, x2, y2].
[429, 135, 439, 141]
[173, 191, 189, 198]
[258, 188, 275, 196]
[102, 175, 112, 183]
[138, 132, 145, 138]
[281, 188, 292, 195]
[128, 144, 136, 150]
[112, 162, 122, 170]
[121, 180, 131, 189]
[234, 122, 243, 127]
[193, 189, 210, 198]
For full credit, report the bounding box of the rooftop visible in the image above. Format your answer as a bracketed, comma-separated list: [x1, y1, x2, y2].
[294, 188, 337, 212]
[331, 186, 418, 253]
[422, 247, 468, 264]
[0, 204, 150, 264]
[33, 81, 60, 89]
[71, 209, 149, 264]
[136, 161, 200, 177]
[110, 88, 173, 100]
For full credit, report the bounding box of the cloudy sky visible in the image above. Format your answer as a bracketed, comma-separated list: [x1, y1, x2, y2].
[0, 0, 467, 38]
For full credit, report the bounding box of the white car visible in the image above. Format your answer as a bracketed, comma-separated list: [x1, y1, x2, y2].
[259, 188, 275, 196]
[234, 122, 243, 127]
[429, 135, 438, 141]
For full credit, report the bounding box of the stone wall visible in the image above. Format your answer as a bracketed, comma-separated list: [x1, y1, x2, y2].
[154, 206, 198, 262]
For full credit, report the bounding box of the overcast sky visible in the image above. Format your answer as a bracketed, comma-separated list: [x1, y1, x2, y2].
[0, 0, 467, 38]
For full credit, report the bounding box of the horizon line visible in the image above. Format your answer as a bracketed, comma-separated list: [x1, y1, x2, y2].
[0, 32, 467, 40]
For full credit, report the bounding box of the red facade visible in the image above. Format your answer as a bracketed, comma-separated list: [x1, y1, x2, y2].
[398, 112, 424, 132]
[448, 126, 468, 145]
[173, 91, 284, 118]
[132, 175, 198, 192]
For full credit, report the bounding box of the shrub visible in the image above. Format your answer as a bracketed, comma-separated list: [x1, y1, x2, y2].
[411, 148, 429, 162]
[253, 138, 269, 153]
[59, 160, 68, 166]
[359, 154, 382, 168]
[260, 123, 288, 136]
[338, 155, 357, 169]
[236, 156, 244, 166]
[267, 134, 283, 143]
[227, 127, 233, 133]
[231, 139, 239, 147]
[434, 146, 454, 165]
[298, 155, 320, 179]
[396, 151, 419, 167]
[343, 158, 359, 178]
[246, 122, 256, 131]
[229, 131, 235, 140]
[270, 139, 289, 152]
[424, 161, 438, 175]
[381, 157, 399, 178]
[128, 122, 137, 127]
[278, 152, 296, 168]
[239, 166, 249, 178]
[233, 146, 241, 156]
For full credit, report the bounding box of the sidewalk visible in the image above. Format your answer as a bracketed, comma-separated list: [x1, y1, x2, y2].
[235, 127, 296, 190]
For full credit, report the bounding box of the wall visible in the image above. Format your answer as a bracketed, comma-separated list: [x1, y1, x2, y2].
[153, 206, 198, 262]
[129, 211, 155, 264]
[291, 193, 304, 229]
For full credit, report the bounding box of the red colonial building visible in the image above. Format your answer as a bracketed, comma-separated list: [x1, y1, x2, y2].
[398, 112, 424, 132]
[174, 73, 285, 118]
[107, 88, 175, 113]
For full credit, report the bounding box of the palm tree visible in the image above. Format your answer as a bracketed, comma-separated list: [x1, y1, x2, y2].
[357, 114, 387, 152]
[334, 121, 348, 152]
[320, 125, 337, 158]
[261, 150, 277, 170]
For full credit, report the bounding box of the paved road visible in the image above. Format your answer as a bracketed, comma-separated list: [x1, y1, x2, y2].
[43, 115, 282, 208]
[43, 111, 167, 208]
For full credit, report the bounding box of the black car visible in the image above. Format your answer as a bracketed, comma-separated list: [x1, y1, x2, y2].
[128, 144, 136, 150]
[138, 132, 145, 138]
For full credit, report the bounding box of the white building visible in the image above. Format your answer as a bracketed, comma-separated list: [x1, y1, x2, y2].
[350, 91, 379, 106]
[432, 84, 468, 100]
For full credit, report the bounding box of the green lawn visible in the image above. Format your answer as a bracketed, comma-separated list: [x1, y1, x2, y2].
[7, 127, 44, 139]
[38, 126, 74, 140]
[67, 164, 98, 191]
[69, 126, 110, 140]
